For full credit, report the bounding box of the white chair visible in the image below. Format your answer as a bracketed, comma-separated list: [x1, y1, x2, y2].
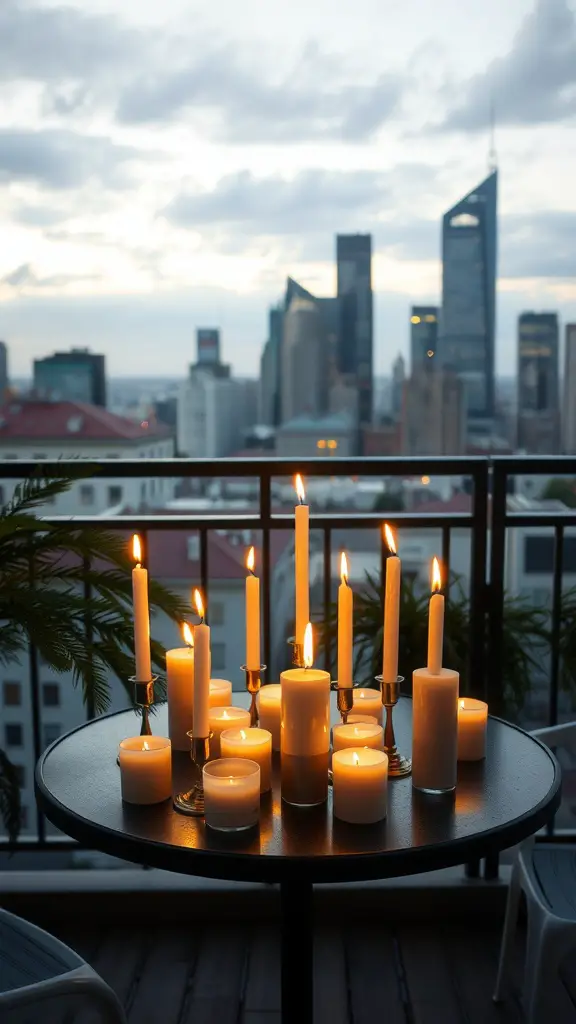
[0, 907, 126, 1023]
[494, 720, 576, 1023]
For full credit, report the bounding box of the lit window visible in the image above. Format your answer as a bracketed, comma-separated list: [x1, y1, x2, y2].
[424, 315, 437, 323]
[411, 315, 421, 324]
[421, 476, 430, 485]
[427, 350, 435, 358]
[317, 439, 327, 449]
[327, 440, 338, 450]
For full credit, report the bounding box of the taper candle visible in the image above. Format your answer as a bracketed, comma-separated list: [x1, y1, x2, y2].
[428, 556, 444, 675]
[382, 525, 401, 683]
[166, 623, 194, 750]
[294, 474, 309, 648]
[245, 546, 261, 671]
[192, 589, 210, 738]
[338, 552, 353, 686]
[131, 534, 151, 682]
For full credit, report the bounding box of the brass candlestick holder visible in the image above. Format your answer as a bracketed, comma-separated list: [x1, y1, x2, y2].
[287, 636, 304, 669]
[375, 674, 412, 778]
[131, 675, 157, 736]
[173, 731, 210, 816]
[330, 682, 357, 724]
[242, 664, 266, 727]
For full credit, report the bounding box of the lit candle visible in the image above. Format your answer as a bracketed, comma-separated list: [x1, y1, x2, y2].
[166, 623, 195, 750]
[332, 749, 388, 824]
[428, 556, 444, 675]
[257, 684, 282, 750]
[457, 698, 488, 761]
[280, 623, 331, 806]
[118, 736, 172, 805]
[209, 706, 251, 758]
[192, 588, 210, 738]
[203, 758, 261, 831]
[338, 552, 353, 686]
[332, 722, 384, 752]
[352, 688, 383, 724]
[221, 727, 272, 792]
[245, 546, 261, 671]
[209, 679, 233, 708]
[294, 474, 309, 648]
[383, 524, 401, 683]
[347, 714, 378, 725]
[131, 534, 151, 682]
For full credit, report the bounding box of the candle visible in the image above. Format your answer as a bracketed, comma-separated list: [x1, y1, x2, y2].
[338, 552, 353, 686]
[131, 534, 151, 682]
[258, 684, 282, 750]
[382, 525, 401, 683]
[221, 727, 272, 793]
[166, 624, 195, 750]
[209, 679, 233, 708]
[332, 749, 388, 824]
[118, 736, 172, 805]
[203, 758, 260, 831]
[193, 589, 210, 738]
[294, 474, 309, 648]
[332, 722, 384, 752]
[209, 706, 251, 758]
[457, 698, 488, 761]
[347, 714, 378, 725]
[281, 623, 330, 806]
[428, 556, 444, 675]
[352, 689, 383, 724]
[245, 546, 261, 671]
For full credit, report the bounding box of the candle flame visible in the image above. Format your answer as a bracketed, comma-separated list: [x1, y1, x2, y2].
[295, 473, 306, 504]
[181, 622, 194, 647]
[459, 699, 465, 710]
[384, 523, 396, 555]
[193, 588, 204, 619]
[142, 740, 150, 751]
[352, 752, 360, 766]
[246, 545, 255, 573]
[240, 730, 247, 740]
[340, 551, 348, 585]
[132, 534, 142, 564]
[303, 622, 314, 669]
[223, 710, 230, 719]
[431, 557, 442, 593]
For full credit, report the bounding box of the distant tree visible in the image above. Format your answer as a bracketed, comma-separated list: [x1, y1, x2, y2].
[373, 492, 405, 512]
[540, 478, 576, 508]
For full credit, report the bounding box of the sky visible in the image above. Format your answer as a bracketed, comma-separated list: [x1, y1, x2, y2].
[1, 0, 576, 379]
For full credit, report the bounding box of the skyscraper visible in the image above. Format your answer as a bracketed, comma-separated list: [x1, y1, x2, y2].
[401, 366, 465, 456]
[410, 306, 439, 373]
[336, 234, 373, 425]
[34, 349, 106, 407]
[563, 324, 576, 453]
[281, 297, 327, 423]
[391, 353, 405, 420]
[259, 305, 283, 426]
[517, 312, 560, 454]
[440, 170, 497, 420]
[0, 341, 8, 397]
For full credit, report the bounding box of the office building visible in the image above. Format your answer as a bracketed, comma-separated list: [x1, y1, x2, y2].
[259, 305, 283, 426]
[440, 170, 497, 419]
[517, 312, 560, 454]
[276, 412, 356, 457]
[563, 324, 576, 453]
[34, 349, 107, 407]
[336, 234, 373, 425]
[401, 368, 465, 455]
[196, 328, 220, 366]
[177, 369, 247, 458]
[281, 296, 327, 423]
[0, 341, 8, 396]
[410, 307, 439, 373]
[391, 354, 405, 420]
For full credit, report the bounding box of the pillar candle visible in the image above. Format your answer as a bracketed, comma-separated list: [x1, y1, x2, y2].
[412, 667, 459, 793]
[382, 525, 401, 683]
[221, 726, 272, 792]
[209, 706, 251, 758]
[457, 698, 488, 761]
[209, 678, 233, 708]
[338, 553, 353, 686]
[193, 590, 210, 738]
[281, 623, 330, 806]
[332, 722, 384, 752]
[352, 688, 383, 724]
[118, 736, 172, 805]
[294, 474, 309, 648]
[166, 632, 194, 750]
[428, 557, 444, 676]
[203, 758, 261, 831]
[131, 535, 151, 682]
[332, 748, 388, 824]
[245, 547, 261, 671]
[258, 684, 282, 750]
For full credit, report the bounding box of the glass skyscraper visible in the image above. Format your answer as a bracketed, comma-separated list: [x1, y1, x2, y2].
[410, 306, 439, 373]
[517, 312, 560, 453]
[440, 170, 497, 420]
[336, 234, 373, 425]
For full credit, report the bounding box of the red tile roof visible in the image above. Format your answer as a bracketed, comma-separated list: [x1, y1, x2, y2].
[0, 400, 172, 442]
[148, 531, 247, 582]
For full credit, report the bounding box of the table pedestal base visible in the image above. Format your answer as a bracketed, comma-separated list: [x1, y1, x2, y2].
[281, 879, 313, 1024]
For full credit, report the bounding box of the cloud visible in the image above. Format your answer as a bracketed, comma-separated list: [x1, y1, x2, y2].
[440, 0, 576, 130]
[0, 128, 139, 189]
[501, 209, 576, 277]
[1, 263, 100, 290]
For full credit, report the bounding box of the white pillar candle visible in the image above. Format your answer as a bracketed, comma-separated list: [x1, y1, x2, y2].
[166, 625, 195, 751]
[258, 684, 282, 750]
[193, 590, 210, 737]
[203, 758, 260, 831]
[281, 623, 330, 806]
[412, 667, 459, 793]
[383, 526, 401, 683]
[209, 706, 251, 758]
[332, 749, 388, 824]
[352, 688, 383, 724]
[347, 714, 378, 725]
[428, 557, 444, 676]
[294, 474, 309, 648]
[332, 722, 384, 752]
[221, 727, 272, 792]
[209, 678, 233, 708]
[245, 547, 261, 671]
[457, 698, 488, 761]
[338, 553, 353, 686]
[131, 535, 151, 682]
[118, 736, 172, 805]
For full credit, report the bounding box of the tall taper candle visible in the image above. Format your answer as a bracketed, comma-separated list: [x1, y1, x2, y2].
[131, 534, 151, 681]
[382, 524, 401, 682]
[294, 474, 309, 648]
[428, 556, 444, 675]
[245, 546, 261, 671]
[338, 552, 353, 686]
[192, 589, 210, 737]
[166, 623, 194, 750]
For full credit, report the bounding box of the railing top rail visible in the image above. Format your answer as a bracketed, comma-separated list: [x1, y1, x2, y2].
[492, 456, 576, 474]
[32, 511, 477, 530]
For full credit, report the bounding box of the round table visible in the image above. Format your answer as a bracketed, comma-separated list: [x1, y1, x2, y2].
[35, 698, 561, 1024]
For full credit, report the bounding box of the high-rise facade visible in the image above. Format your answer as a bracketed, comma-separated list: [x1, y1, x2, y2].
[336, 234, 373, 425]
[563, 324, 576, 453]
[0, 341, 8, 396]
[410, 306, 439, 373]
[517, 312, 560, 454]
[196, 328, 220, 367]
[391, 353, 405, 420]
[440, 170, 497, 420]
[401, 367, 465, 456]
[259, 305, 283, 426]
[34, 349, 106, 407]
[281, 297, 327, 423]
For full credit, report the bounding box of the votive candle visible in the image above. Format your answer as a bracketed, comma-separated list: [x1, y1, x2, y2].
[203, 758, 260, 831]
[332, 722, 384, 752]
[352, 688, 383, 724]
[209, 679, 233, 708]
[221, 727, 272, 792]
[457, 698, 488, 761]
[332, 748, 388, 824]
[209, 706, 251, 758]
[118, 736, 172, 805]
[258, 684, 282, 750]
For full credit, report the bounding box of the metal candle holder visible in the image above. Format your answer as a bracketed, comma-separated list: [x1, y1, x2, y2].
[287, 636, 304, 669]
[173, 731, 210, 816]
[242, 664, 267, 727]
[375, 674, 412, 778]
[130, 675, 157, 736]
[330, 682, 359, 724]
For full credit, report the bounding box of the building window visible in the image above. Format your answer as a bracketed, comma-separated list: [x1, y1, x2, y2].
[43, 723, 61, 747]
[3, 682, 21, 706]
[211, 643, 226, 671]
[80, 485, 94, 506]
[5, 723, 23, 747]
[187, 536, 200, 561]
[14, 764, 26, 788]
[107, 485, 123, 506]
[42, 683, 60, 707]
[210, 601, 225, 626]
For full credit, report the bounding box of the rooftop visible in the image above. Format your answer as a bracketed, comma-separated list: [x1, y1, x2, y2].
[0, 400, 172, 442]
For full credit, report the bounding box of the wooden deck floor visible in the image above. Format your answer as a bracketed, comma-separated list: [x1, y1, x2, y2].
[43, 919, 527, 1024]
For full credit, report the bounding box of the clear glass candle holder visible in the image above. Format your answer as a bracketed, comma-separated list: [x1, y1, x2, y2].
[203, 758, 261, 832]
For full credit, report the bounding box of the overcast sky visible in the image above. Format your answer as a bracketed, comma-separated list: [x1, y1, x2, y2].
[1, 0, 575, 379]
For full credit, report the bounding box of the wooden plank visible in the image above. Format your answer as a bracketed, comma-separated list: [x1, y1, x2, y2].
[313, 928, 348, 1024]
[181, 926, 247, 1024]
[127, 926, 198, 1024]
[71, 926, 149, 1024]
[444, 926, 523, 1024]
[347, 926, 406, 1024]
[397, 925, 461, 1024]
[244, 927, 281, 1012]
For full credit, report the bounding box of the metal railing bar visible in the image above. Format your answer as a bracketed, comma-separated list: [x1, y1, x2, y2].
[549, 525, 564, 728]
[199, 528, 209, 612]
[488, 463, 508, 708]
[260, 475, 272, 674]
[30, 513, 478, 531]
[469, 462, 489, 698]
[323, 529, 332, 673]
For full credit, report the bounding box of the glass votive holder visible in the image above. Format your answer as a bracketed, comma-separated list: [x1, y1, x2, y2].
[209, 706, 251, 758]
[332, 722, 384, 752]
[332, 748, 388, 824]
[209, 678, 233, 708]
[118, 736, 172, 805]
[352, 688, 383, 723]
[203, 758, 261, 831]
[457, 698, 488, 761]
[257, 684, 282, 750]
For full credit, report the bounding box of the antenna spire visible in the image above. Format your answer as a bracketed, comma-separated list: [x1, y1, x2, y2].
[488, 99, 497, 173]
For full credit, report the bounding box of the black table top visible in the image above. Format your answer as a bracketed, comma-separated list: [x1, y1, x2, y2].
[35, 697, 561, 884]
